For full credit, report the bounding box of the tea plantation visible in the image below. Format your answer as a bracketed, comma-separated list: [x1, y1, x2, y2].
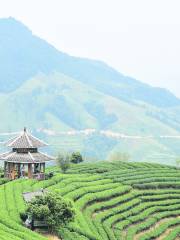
[0, 162, 180, 240]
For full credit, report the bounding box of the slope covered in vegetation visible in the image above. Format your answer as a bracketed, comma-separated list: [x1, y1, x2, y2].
[0, 18, 180, 163]
[0, 162, 180, 240]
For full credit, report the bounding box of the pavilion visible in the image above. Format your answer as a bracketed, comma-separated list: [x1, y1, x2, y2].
[0, 128, 53, 180]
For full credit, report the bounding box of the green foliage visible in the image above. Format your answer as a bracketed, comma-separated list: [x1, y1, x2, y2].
[56, 153, 71, 173]
[70, 152, 84, 164]
[26, 192, 75, 232]
[0, 178, 9, 185]
[0, 179, 47, 240]
[0, 162, 179, 240]
[20, 212, 28, 222]
[0, 167, 4, 178]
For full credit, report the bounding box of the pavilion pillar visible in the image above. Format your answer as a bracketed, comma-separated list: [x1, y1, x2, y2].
[43, 163, 45, 173]
[8, 163, 10, 179]
[11, 163, 15, 180]
[28, 164, 32, 179]
[42, 163, 45, 180]
[18, 164, 21, 178]
[4, 162, 7, 178]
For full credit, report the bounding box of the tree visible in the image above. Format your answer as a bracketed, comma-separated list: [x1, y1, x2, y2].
[26, 192, 75, 232]
[108, 151, 130, 162]
[0, 167, 4, 178]
[70, 152, 83, 164]
[56, 153, 70, 173]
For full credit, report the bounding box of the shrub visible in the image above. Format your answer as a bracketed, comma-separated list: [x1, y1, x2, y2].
[45, 172, 54, 180]
[56, 153, 71, 173]
[70, 152, 83, 164]
[26, 192, 75, 232]
[20, 212, 28, 222]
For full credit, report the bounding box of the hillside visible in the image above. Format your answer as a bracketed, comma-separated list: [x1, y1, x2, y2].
[0, 162, 180, 239]
[0, 17, 180, 163]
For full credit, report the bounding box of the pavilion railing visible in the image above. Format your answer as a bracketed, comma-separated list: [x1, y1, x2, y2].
[4, 171, 45, 180]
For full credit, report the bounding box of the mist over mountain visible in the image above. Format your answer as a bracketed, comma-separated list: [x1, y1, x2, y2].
[0, 17, 179, 164]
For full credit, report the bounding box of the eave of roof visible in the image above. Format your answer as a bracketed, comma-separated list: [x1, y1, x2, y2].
[0, 151, 54, 163]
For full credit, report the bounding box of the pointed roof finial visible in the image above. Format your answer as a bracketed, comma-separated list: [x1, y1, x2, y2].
[5, 127, 48, 148]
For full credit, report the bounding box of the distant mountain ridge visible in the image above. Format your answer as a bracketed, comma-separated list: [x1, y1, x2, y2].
[0, 17, 179, 164]
[0, 17, 179, 107]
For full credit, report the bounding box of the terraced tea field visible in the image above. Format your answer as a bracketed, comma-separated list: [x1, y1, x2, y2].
[0, 162, 179, 240]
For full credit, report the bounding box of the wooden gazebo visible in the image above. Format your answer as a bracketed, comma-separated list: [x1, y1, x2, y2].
[0, 128, 53, 180]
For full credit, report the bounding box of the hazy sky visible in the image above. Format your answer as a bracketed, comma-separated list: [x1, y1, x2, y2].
[0, 0, 180, 97]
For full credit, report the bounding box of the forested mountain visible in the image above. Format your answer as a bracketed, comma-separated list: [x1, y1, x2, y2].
[0, 17, 179, 164]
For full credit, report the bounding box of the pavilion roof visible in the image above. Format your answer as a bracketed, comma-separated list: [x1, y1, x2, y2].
[5, 128, 47, 149]
[0, 151, 54, 163]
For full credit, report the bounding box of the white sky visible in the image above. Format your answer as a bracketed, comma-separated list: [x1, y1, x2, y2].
[0, 0, 180, 97]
